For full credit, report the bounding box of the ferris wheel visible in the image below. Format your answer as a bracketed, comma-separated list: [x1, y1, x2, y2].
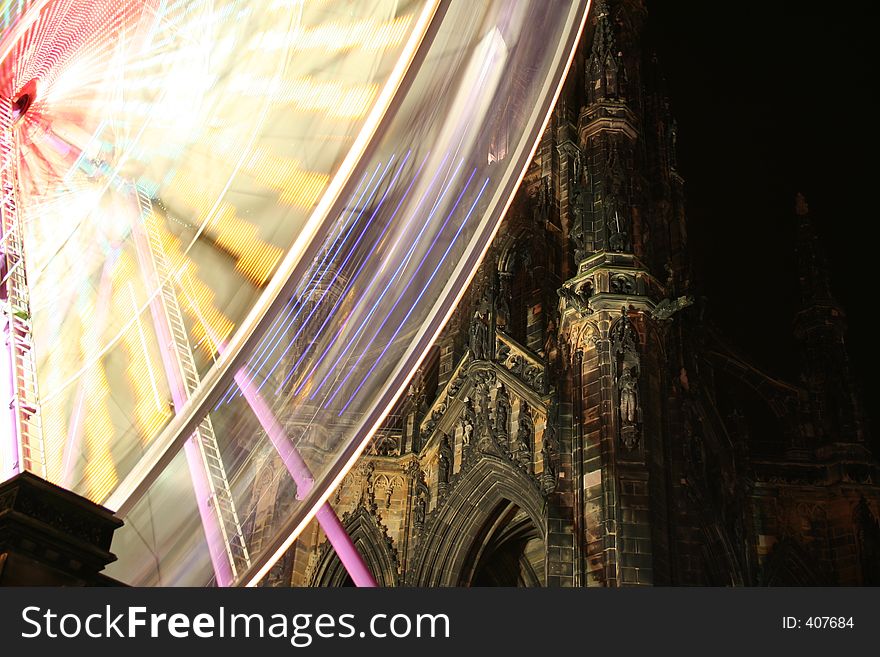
[0, 0, 591, 586]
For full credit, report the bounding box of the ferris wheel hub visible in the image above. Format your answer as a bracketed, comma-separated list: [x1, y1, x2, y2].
[10, 79, 37, 124]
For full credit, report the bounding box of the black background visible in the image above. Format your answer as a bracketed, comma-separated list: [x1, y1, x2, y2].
[648, 2, 876, 449]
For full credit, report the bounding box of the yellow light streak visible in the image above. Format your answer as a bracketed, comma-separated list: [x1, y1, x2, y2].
[118, 278, 172, 445]
[209, 204, 284, 286]
[246, 149, 330, 210]
[148, 211, 235, 357]
[252, 16, 412, 53]
[231, 77, 378, 119]
[81, 366, 118, 502]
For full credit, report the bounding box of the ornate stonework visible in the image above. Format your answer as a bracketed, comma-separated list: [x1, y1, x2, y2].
[267, 0, 879, 588]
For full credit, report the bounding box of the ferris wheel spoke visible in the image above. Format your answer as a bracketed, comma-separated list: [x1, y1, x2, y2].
[0, 0, 593, 588]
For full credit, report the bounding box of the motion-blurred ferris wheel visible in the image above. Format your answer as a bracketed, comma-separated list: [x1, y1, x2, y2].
[1, 0, 590, 586]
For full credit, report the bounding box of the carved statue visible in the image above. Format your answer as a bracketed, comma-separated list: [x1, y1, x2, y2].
[619, 366, 639, 424]
[515, 405, 533, 467]
[414, 490, 427, 528]
[572, 147, 583, 187]
[541, 438, 557, 494]
[535, 176, 552, 224]
[570, 167, 589, 262]
[475, 382, 497, 453]
[494, 384, 510, 438]
[469, 312, 486, 360]
[438, 434, 451, 485]
[612, 314, 641, 449]
[460, 397, 476, 448]
[605, 141, 631, 253]
[407, 367, 427, 416]
[495, 274, 511, 333]
[469, 306, 489, 361]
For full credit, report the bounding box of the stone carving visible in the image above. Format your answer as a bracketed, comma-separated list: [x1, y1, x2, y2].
[373, 474, 401, 510]
[404, 457, 420, 480]
[541, 440, 557, 494]
[369, 432, 399, 457]
[569, 149, 589, 262]
[514, 403, 534, 469]
[572, 145, 583, 187]
[558, 279, 594, 315]
[460, 396, 476, 455]
[408, 367, 427, 416]
[422, 353, 474, 434]
[611, 313, 641, 449]
[495, 273, 511, 333]
[652, 294, 694, 321]
[540, 420, 558, 494]
[304, 549, 321, 586]
[411, 465, 430, 534]
[469, 312, 489, 361]
[535, 176, 552, 224]
[494, 383, 511, 439]
[619, 367, 639, 424]
[495, 335, 548, 394]
[474, 381, 497, 454]
[609, 273, 636, 295]
[413, 490, 427, 529]
[605, 142, 631, 253]
[438, 433, 452, 497]
[356, 461, 377, 514]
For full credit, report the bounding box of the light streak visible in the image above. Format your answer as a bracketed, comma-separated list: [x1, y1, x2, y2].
[242, 158, 396, 393]
[212, 166, 379, 407]
[306, 156, 465, 401]
[2, 0, 591, 588]
[340, 176, 491, 413]
[256, 152, 413, 392]
[243, 154, 407, 396]
[277, 151, 444, 396]
[325, 166, 480, 409]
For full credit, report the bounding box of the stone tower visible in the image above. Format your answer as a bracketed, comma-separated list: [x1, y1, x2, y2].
[271, 0, 879, 588]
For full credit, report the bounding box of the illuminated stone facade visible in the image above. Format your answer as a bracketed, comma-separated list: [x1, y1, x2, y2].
[268, 0, 879, 587]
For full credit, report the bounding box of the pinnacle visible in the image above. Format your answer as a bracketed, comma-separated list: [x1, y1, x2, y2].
[795, 192, 809, 216]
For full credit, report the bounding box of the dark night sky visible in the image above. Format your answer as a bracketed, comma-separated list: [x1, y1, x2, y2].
[647, 2, 876, 438]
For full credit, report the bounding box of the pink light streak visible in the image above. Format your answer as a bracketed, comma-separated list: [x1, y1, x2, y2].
[129, 204, 235, 587]
[235, 368, 377, 588]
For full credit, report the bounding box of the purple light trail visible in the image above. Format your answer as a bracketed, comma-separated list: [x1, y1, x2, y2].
[300, 154, 461, 400]
[340, 176, 491, 413]
[253, 152, 412, 392]
[324, 167, 482, 411]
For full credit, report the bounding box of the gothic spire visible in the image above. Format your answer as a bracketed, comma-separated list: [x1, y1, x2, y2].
[792, 193, 866, 445]
[587, 0, 626, 104]
[794, 193, 835, 307]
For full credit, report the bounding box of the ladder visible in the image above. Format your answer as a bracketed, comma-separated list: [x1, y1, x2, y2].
[134, 185, 251, 578]
[1, 101, 46, 478]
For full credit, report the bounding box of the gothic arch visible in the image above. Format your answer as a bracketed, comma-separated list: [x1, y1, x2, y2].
[310, 507, 399, 587]
[407, 455, 546, 586]
[695, 519, 745, 586]
[495, 231, 521, 275]
[761, 537, 829, 586]
[495, 228, 540, 345]
[464, 499, 545, 586]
